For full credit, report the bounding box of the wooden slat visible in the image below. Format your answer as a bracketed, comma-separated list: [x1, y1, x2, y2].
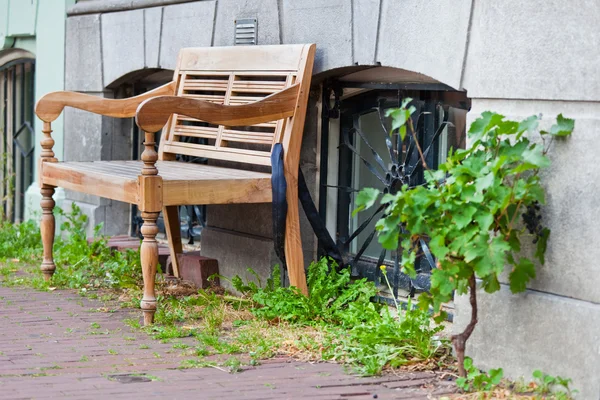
[173, 125, 219, 139]
[221, 130, 274, 145]
[231, 80, 286, 94]
[215, 73, 235, 148]
[181, 94, 226, 103]
[178, 45, 307, 72]
[163, 143, 271, 166]
[183, 79, 229, 91]
[274, 73, 296, 144]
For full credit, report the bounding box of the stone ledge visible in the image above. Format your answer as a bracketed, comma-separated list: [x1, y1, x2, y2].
[454, 284, 600, 400]
[68, 0, 198, 16]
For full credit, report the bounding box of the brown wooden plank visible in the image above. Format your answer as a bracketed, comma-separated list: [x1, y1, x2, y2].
[162, 143, 271, 165]
[40, 163, 138, 204]
[178, 44, 308, 71]
[36, 81, 176, 122]
[136, 84, 299, 133]
[163, 178, 271, 205]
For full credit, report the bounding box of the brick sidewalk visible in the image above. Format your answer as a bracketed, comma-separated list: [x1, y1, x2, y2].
[0, 286, 457, 399]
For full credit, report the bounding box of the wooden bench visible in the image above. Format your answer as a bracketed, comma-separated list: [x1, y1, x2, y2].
[35, 44, 316, 325]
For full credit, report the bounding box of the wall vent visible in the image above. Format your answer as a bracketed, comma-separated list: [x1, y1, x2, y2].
[235, 18, 257, 45]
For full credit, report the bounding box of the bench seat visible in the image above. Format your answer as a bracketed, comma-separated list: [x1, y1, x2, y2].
[41, 160, 272, 205]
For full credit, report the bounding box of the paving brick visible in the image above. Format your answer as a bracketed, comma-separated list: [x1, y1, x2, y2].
[0, 285, 456, 399]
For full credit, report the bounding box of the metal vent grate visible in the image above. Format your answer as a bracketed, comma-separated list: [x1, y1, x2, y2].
[235, 18, 257, 45]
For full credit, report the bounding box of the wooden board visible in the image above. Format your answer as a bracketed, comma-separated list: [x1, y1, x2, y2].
[40, 160, 272, 207]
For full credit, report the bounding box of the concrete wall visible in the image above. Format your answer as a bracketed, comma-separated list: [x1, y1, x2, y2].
[454, 2, 600, 398]
[60, 1, 599, 397]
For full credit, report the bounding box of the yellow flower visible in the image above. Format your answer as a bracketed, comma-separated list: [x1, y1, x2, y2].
[379, 265, 387, 272]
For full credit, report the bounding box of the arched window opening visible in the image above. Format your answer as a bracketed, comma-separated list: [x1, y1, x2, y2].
[319, 67, 470, 299]
[0, 58, 35, 223]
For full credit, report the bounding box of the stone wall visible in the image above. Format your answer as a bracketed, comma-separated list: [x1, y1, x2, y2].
[61, 1, 600, 397]
[454, 2, 600, 398]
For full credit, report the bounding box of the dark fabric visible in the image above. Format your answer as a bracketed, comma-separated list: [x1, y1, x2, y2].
[271, 143, 287, 267]
[297, 168, 343, 265]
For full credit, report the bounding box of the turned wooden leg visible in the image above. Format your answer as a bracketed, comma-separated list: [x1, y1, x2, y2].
[40, 185, 56, 280]
[163, 206, 182, 278]
[140, 211, 159, 326]
[283, 173, 308, 295]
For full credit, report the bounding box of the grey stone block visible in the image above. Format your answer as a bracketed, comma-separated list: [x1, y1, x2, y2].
[65, 14, 103, 91]
[353, 0, 380, 65]
[281, 0, 352, 74]
[101, 9, 145, 87]
[103, 200, 131, 236]
[102, 115, 134, 161]
[468, 99, 600, 304]
[201, 228, 279, 293]
[377, 0, 472, 89]
[144, 7, 163, 68]
[213, 0, 280, 46]
[63, 106, 103, 162]
[207, 203, 273, 239]
[454, 284, 600, 400]
[61, 199, 130, 237]
[159, 1, 217, 69]
[462, 0, 600, 101]
[61, 199, 105, 238]
[65, 190, 108, 207]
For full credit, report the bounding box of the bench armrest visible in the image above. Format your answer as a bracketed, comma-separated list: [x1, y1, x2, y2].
[135, 83, 300, 133]
[35, 81, 177, 123]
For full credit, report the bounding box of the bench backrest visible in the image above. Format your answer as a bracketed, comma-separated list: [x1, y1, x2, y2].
[158, 44, 315, 167]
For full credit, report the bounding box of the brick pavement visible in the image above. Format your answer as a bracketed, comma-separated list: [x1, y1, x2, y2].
[0, 286, 457, 399]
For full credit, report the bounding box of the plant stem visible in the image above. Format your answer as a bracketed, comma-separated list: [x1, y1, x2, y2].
[381, 268, 400, 311]
[451, 273, 478, 377]
[408, 118, 429, 171]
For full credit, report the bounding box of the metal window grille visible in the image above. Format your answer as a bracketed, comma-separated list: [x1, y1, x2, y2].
[0, 59, 35, 222]
[319, 81, 469, 298]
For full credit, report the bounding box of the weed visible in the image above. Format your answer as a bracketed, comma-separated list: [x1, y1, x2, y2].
[172, 342, 189, 350]
[179, 359, 216, 369]
[530, 370, 577, 399]
[223, 356, 243, 373]
[79, 355, 89, 362]
[89, 322, 101, 330]
[455, 357, 503, 392]
[108, 349, 118, 355]
[147, 325, 191, 340]
[236, 258, 445, 375]
[40, 364, 62, 371]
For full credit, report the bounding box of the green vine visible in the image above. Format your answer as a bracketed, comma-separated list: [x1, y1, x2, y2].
[355, 104, 574, 376]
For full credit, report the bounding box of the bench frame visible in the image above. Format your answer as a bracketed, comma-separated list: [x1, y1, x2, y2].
[35, 44, 316, 325]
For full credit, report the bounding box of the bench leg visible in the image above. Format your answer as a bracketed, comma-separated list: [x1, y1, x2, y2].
[284, 178, 308, 295]
[40, 185, 56, 280]
[163, 206, 182, 278]
[140, 211, 159, 326]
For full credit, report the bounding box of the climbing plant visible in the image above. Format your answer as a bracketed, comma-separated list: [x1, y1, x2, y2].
[355, 102, 574, 376]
